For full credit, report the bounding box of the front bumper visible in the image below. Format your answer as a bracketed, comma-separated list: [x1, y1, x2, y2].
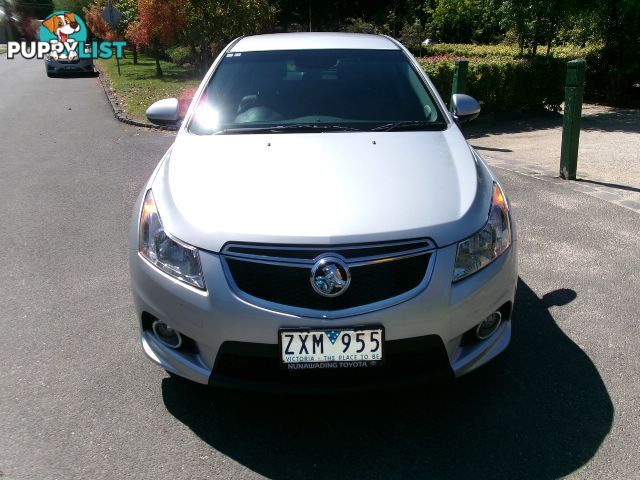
[44, 58, 94, 74]
[130, 239, 518, 389]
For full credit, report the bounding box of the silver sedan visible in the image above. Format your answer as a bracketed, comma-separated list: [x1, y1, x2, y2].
[44, 54, 94, 76]
[129, 32, 517, 390]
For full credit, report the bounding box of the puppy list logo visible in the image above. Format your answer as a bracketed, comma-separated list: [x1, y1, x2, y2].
[6, 11, 125, 60]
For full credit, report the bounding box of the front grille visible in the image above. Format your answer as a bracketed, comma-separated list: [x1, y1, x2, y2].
[222, 239, 435, 314]
[211, 336, 453, 387]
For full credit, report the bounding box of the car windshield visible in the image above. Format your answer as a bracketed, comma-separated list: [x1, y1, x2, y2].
[188, 49, 446, 135]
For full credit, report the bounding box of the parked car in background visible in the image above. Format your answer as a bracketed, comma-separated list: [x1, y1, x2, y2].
[130, 32, 518, 390]
[44, 49, 94, 76]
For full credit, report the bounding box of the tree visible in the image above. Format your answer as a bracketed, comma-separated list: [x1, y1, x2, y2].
[185, 0, 276, 70]
[84, 1, 116, 40]
[500, 0, 572, 55]
[398, 19, 425, 51]
[52, 0, 93, 13]
[84, 0, 139, 62]
[10, 1, 52, 40]
[126, 0, 186, 76]
[115, 0, 138, 63]
[597, 0, 640, 101]
[427, 0, 502, 44]
[15, 0, 53, 20]
[342, 17, 379, 34]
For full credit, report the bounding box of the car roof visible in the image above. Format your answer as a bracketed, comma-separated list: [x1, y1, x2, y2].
[230, 32, 400, 53]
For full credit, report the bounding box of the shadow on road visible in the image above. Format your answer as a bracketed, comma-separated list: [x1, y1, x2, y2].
[161, 279, 613, 479]
[576, 178, 640, 194]
[463, 107, 639, 139]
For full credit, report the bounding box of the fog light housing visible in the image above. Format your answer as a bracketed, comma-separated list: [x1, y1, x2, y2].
[152, 320, 183, 349]
[476, 311, 502, 340]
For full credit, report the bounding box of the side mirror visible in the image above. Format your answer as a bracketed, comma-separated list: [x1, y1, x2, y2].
[451, 94, 481, 124]
[146, 98, 180, 126]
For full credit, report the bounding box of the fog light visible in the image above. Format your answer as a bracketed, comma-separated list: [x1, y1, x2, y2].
[152, 320, 183, 349]
[476, 311, 502, 340]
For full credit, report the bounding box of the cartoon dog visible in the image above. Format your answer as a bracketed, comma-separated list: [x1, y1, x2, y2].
[41, 13, 80, 60]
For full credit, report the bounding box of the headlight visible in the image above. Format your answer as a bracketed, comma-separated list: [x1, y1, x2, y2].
[453, 183, 512, 282]
[139, 190, 206, 289]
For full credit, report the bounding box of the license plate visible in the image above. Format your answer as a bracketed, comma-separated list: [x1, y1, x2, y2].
[279, 327, 384, 371]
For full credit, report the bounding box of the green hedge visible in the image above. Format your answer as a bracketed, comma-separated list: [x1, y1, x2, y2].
[166, 45, 195, 66]
[418, 43, 605, 112]
[421, 56, 566, 113]
[422, 43, 602, 60]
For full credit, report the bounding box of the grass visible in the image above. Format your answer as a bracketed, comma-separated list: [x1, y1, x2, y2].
[96, 53, 201, 121]
[0, 45, 6, 55]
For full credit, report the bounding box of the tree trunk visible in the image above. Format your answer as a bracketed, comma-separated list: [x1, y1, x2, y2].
[189, 42, 197, 66]
[132, 44, 138, 65]
[518, 35, 524, 57]
[201, 39, 210, 74]
[153, 42, 163, 77]
[531, 22, 540, 56]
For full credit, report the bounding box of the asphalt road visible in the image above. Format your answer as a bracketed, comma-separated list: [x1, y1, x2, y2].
[1, 56, 639, 480]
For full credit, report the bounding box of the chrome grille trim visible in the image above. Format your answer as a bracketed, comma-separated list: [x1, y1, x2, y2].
[221, 249, 431, 268]
[221, 238, 436, 266]
[220, 239, 437, 319]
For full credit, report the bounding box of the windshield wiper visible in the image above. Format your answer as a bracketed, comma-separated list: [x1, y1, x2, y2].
[371, 121, 448, 132]
[217, 124, 361, 134]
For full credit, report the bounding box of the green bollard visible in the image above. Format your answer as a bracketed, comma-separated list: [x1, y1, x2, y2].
[560, 59, 586, 180]
[450, 59, 469, 111]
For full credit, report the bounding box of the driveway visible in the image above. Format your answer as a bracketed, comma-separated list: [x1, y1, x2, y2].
[0, 56, 638, 479]
[463, 105, 640, 213]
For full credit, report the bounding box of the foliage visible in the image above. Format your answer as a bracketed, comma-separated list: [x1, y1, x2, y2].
[426, 0, 502, 43]
[51, 0, 92, 12]
[498, 0, 574, 54]
[166, 45, 194, 65]
[341, 17, 380, 34]
[83, 0, 139, 62]
[15, 0, 53, 19]
[84, 1, 116, 40]
[114, 0, 138, 33]
[398, 20, 425, 49]
[82, 0, 138, 37]
[126, 0, 187, 75]
[79, 0, 638, 106]
[185, 0, 276, 44]
[126, 0, 186, 49]
[420, 42, 608, 103]
[422, 42, 603, 60]
[182, 0, 276, 68]
[596, 0, 640, 102]
[420, 55, 566, 113]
